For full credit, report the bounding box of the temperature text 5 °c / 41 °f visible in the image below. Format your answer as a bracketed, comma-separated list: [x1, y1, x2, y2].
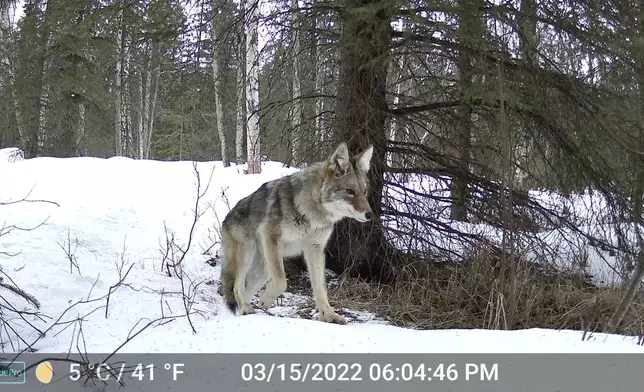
[69, 362, 186, 383]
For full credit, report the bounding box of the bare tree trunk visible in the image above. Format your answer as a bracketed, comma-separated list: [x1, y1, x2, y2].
[314, 64, 325, 140]
[245, 0, 261, 174]
[115, 9, 124, 156]
[235, 8, 246, 164]
[74, 102, 85, 156]
[449, 0, 481, 222]
[122, 29, 132, 157]
[497, 62, 518, 330]
[37, 87, 48, 154]
[140, 41, 156, 159]
[514, 0, 538, 188]
[235, 56, 245, 163]
[290, 0, 302, 166]
[312, 0, 325, 141]
[449, 75, 471, 221]
[211, 4, 229, 166]
[388, 44, 406, 167]
[142, 61, 151, 158]
[138, 66, 144, 159]
[394, 75, 413, 168]
[518, 0, 537, 65]
[145, 64, 159, 159]
[36, 1, 54, 156]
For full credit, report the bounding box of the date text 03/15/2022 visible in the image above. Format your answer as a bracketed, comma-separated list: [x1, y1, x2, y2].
[241, 362, 499, 383]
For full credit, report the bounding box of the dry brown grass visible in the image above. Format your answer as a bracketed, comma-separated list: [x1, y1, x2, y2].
[324, 249, 644, 335]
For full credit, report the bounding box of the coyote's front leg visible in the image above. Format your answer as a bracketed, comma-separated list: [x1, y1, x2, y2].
[303, 244, 346, 325]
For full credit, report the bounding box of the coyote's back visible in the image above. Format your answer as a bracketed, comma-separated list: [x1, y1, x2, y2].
[220, 142, 374, 324]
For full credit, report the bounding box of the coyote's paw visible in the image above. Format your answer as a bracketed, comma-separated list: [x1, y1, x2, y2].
[319, 309, 346, 325]
[240, 303, 256, 315]
[259, 296, 275, 309]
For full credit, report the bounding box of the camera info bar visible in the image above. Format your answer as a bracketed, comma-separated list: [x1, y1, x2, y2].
[0, 353, 638, 391]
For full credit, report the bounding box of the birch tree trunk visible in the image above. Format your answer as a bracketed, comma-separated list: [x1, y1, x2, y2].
[142, 55, 151, 158]
[245, 0, 261, 173]
[290, 0, 301, 166]
[392, 24, 412, 148]
[211, 3, 229, 166]
[390, 60, 413, 168]
[138, 66, 144, 159]
[235, 33, 245, 163]
[114, 9, 124, 156]
[314, 62, 325, 140]
[387, 53, 404, 166]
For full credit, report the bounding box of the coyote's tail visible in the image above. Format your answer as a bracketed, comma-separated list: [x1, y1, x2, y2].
[220, 233, 238, 314]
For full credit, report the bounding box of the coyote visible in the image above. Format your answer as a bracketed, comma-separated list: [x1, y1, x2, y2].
[220, 142, 374, 324]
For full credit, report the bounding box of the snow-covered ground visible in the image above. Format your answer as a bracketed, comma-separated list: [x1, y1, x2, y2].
[1, 148, 643, 354]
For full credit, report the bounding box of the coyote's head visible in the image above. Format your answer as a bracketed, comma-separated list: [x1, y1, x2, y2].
[321, 142, 374, 223]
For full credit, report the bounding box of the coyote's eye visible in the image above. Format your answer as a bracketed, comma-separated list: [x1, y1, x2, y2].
[345, 188, 355, 196]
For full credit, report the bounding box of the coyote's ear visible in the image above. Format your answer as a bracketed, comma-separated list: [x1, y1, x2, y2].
[355, 145, 374, 173]
[329, 142, 350, 175]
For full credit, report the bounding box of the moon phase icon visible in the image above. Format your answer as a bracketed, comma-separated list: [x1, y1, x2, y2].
[35, 361, 54, 384]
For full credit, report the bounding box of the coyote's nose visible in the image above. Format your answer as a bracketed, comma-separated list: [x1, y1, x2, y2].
[364, 212, 374, 221]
